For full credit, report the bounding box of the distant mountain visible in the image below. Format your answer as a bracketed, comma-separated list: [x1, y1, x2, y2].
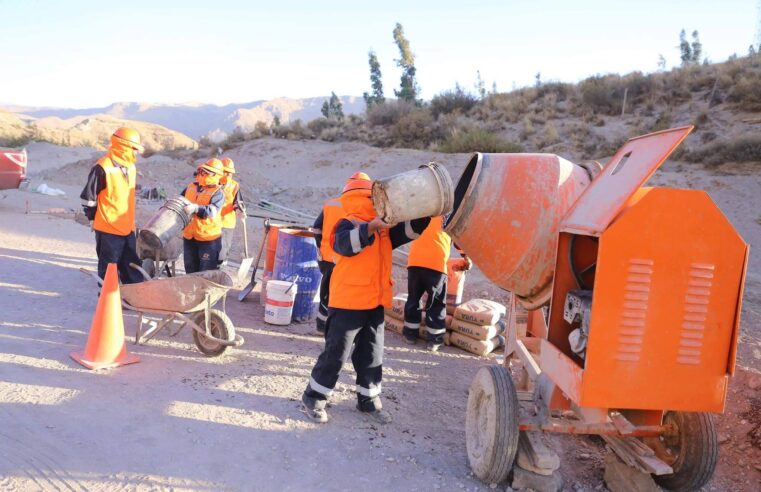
[0, 111, 197, 151]
[1, 96, 365, 140]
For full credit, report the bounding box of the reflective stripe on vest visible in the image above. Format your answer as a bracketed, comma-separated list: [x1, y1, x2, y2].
[92, 157, 136, 236]
[183, 183, 223, 241]
[328, 218, 394, 310]
[319, 198, 343, 263]
[221, 179, 239, 229]
[407, 216, 451, 273]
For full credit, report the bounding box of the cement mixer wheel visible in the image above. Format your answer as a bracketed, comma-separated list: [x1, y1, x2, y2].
[649, 411, 718, 491]
[191, 310, 234, 357]
[465, 365, 519, 484]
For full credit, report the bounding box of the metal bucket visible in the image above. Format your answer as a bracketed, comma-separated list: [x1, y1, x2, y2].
[372, 162, 454, 223]
[139, 196, 192, 251]
[445, 153, 596, 309]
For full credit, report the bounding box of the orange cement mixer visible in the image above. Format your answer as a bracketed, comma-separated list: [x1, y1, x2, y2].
[460, 127, 749, 491]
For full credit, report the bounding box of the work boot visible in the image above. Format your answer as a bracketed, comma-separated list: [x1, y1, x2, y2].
[427, 342, 442, 353]
[403, 336, 417, 345]
[357, 403, 393, 425]
[301, 392, 328, 423]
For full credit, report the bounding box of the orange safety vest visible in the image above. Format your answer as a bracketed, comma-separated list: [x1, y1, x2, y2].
[182, 183, 223, 241]
[407, 216, 451, 274]
[329, 218, 394, 310]
[93, 156, 136, 236]
[221, 178, 239, 229]
[319, 197, 343, 263]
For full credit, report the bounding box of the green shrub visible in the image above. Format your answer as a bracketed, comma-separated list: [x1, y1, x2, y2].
[684, 136, 761, 165]
[430, 85, 479, 118]
[437, 128, 523, 153]
[727, 73, 761, 109]
[366, 100, 416, 126]
[390, 109, 434, 148]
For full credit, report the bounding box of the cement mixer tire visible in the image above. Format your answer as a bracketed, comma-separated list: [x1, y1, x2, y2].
[466, 365, 519, 484]
[651, 411, 718, 491]
[191, 310, 234, 357]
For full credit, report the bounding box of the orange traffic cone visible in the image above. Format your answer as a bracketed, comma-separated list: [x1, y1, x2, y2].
[71, 263, 140, 369]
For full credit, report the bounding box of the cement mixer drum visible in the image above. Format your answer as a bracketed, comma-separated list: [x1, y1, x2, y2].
[445, 153, 594, 309]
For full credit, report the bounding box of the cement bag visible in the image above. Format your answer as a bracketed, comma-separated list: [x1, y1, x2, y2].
[446, 303, 457, 315]
[454, 299, 507, 326]
[386, 294, 407, 319]
[449, 332, 504, 357]
[450, 318, 506, 341]
[445, 315, 453, 329]
[444, 331, 451, 346]
[385, 316, 426, 339]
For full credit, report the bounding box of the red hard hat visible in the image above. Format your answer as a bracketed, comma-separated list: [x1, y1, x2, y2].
[111, 127, 144, 152]
[198, 158, 224, 175]
[342, 171, 372, 194]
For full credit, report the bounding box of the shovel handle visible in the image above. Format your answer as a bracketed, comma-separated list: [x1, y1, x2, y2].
[241, 214, 249, 257]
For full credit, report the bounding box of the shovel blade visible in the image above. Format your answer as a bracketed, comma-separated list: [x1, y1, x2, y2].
[237, 258, 255, 283]
[237, 281, 255, 302]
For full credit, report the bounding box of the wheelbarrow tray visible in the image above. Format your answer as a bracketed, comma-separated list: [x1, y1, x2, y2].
[121, 270, 233, 313]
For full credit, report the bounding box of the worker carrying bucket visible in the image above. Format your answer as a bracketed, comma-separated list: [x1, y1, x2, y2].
[180, 159, 226, 273]
[301, 171, 432, 424]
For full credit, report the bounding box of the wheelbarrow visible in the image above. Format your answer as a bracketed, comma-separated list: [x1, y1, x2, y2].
[82, 265, 244, 357]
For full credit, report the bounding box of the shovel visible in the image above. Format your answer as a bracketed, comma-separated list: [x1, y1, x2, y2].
[236, 214, 255, 283]
[237, 219, 270, 302]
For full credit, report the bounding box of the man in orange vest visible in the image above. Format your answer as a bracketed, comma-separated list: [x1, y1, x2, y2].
[404, 216, 471, 351]
[80, 127, 145, 284]
[219, 157, 245, 265]
[301, 172, 431, 424]
[311, 172, 367, 335]
[181, 159, 226, 273]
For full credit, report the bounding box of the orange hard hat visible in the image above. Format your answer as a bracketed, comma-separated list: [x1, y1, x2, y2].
[221, 157, 236, 173]
[111, 127, 144, 152]
[198, 158, 224, 175]
[343, 171, 372, 194]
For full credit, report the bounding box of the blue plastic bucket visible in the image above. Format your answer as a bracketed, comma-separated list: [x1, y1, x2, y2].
[273, 229, 322, 323]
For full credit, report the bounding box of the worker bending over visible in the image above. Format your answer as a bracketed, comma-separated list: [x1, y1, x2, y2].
[312, 173, 366, 335]
[301, 172, 430, 424]
[219, 157, 245, 265]
[181, 159, 225, 273]
[80, 127, 145, 284]
[403, 216, 470, 351]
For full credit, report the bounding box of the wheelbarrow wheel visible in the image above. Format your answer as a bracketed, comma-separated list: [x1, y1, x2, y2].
[466, 365, 519, 484]
[651, 411, 718, 491]
[191, 309, 234, 357]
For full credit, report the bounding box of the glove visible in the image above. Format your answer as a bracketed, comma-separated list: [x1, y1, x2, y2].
[183, 203, 199, 216]
[462, 256, 473, 271]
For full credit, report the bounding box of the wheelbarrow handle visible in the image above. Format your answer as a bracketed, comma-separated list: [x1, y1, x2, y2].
[129, 262, 153, 282]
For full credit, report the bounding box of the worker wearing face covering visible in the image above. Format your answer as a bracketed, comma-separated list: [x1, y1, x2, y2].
[80, 127, 145, 284]
[181, 159, 226, 273]
[301, 172, 431, 424]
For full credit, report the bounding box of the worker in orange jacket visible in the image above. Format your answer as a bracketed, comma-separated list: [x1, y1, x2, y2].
[404, 216, 471, 351]
[80, 127, 145, 284]
[312, 173, 369, 335]
[219, 157, 245, 265]
[181, 159, 226, 273]
[301, 172, 431, 424]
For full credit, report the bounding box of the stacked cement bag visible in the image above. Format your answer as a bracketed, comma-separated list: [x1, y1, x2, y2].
[446, 258, 467, 315]
[445, 299, 506, 356]
[384, 293, 427, 340]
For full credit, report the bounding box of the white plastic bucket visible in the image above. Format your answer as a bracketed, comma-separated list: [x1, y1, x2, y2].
[372, 162, 454, 223]
[264, 280, 297, 325]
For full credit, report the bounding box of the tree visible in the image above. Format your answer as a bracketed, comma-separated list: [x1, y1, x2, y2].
[322, 92, 344, 121]
[492, 81, 498, 95]
[475, 70, 486, 99]
[679, 29, 692, 65]
[535, 72, 542, 88]
[690, 30, 702, 63]
[393, 22, 419, 103]
[272, 114, 281, 127]
[657, 54, 667, 71]
[363, 50, 385, 109]
[750, 44, 758, 57]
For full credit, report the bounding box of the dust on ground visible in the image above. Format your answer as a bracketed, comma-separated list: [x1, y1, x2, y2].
[1, 138, 760, 490]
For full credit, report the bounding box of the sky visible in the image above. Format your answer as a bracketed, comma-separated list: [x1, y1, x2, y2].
[1, 0, 758, 108]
